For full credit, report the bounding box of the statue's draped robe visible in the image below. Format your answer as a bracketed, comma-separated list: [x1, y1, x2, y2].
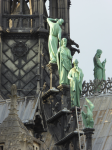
[68, 67, 84, 107]
[57, 47, 72, 85]
[93, 55, 106, 80]
[47, 21, 62, 63]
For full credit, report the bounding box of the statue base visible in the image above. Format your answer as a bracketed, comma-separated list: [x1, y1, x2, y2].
[83, 128, 95, 150]
[57, 84, 70, 109]
[46, 63, 58, 89]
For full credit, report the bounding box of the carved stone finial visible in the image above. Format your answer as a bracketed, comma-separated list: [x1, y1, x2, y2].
[0, 84, 34, 150]
[9, 84, 18, 115]
[11, 84, 17, 96]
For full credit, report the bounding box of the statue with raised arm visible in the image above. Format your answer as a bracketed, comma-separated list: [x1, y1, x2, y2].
[47, 18, 64, 63]
[93, 49, 106, 80]
[82, 98, 94, 128]
[68, 59, 84, 107]
[57, 38, 72, 85]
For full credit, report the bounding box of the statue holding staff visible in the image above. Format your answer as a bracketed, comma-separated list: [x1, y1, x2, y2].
[57, 38, 72, 85]
[47, 18, 64, 64]
[68, 59, 84, 107]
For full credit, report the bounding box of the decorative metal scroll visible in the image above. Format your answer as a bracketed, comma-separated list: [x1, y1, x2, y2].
[81, 78, 112, 97]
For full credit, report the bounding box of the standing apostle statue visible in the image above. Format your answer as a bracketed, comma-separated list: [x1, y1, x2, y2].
[68, 59, 84, 107]
[93, 49, 106, 80]
[57, 38, 72, 85]
[47, 18, 64, 63]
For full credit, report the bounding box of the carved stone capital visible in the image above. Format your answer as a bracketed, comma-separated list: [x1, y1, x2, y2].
[46, 63, 58, 74]
[83, 128, 95, 135]
[57, 84, 70, 109]
[57, 84, 70, 95]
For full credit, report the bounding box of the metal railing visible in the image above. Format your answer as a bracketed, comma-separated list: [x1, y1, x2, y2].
[81, 78, 112, 97]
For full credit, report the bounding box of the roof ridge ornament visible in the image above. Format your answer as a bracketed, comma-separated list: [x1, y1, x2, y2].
[8, 84, 19, 115]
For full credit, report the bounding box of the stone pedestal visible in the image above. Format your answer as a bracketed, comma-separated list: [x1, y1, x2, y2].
[83, 128, 95, 150]
[71, 136, 80, 150]
[55, 130, 81, 150]
[0, 32, 2, 95]
[42, 88, 59, 117]
[57, 84, 70, 109]
[47, 63, 58, 89]
[70, 106, 81, 130]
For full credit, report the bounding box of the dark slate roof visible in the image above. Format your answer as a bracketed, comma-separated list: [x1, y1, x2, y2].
[80, 94, 112, 150]
[0, 96, 37, 124]
[0, 92, 47, 132]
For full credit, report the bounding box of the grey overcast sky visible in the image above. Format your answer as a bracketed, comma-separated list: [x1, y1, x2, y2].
[46, 0, 112, 82]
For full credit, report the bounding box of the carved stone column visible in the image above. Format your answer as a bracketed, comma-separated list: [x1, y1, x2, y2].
[70, 107, 79, 130]
[39, 0, 44, 28]
[34, 0, 38, 14]
[83, 128, 95, 150]
[47, 63, 58, 89]
[0, 0, 2, 94]
[71, 136, 80, 150]
[57, 84, 70, 109]
[40, 0, 44, 14]
[64, 0, 69, 37]
[0, 33, 2, 94]
[20, 0, 23, 14]
[49, 0, 52, 17]
[42, 63, 59, 117]
[0, 0, 3, 29]
[7, 0, 10, 14]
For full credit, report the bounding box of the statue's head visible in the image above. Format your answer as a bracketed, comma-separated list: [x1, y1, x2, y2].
[73, 59, 79, 67]
[57, 19, 64, 26]
[96, 49, 102, 58]
[61, 38, 67, 47]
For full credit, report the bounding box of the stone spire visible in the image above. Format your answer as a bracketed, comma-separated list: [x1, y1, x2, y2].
[0, 84, 33, 150]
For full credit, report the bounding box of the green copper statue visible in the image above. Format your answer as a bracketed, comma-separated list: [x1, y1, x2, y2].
[82, 98, 94, 128]
[57, 38, 72, 85]
[47, 18, 64, 64]
[68, 59, 84, 107]
[93, 49, 106, 80]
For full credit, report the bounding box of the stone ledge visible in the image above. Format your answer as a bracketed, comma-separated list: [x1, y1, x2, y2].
[47, 108, 71, 124]
[55, 130, 83, 145]
[42, 88, 59, 100]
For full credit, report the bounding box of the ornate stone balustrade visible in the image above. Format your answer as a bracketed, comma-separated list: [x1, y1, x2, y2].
[3, 14, 47, 32]
[81, 78, 112, 97]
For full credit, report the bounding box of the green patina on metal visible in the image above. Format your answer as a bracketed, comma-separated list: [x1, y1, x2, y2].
[82, 98, 94, 128]
[68, 59, 84, 107]
[47, 18, 64, 64]
[57, 38, 72, 85]
[93, 49, 106, 80]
